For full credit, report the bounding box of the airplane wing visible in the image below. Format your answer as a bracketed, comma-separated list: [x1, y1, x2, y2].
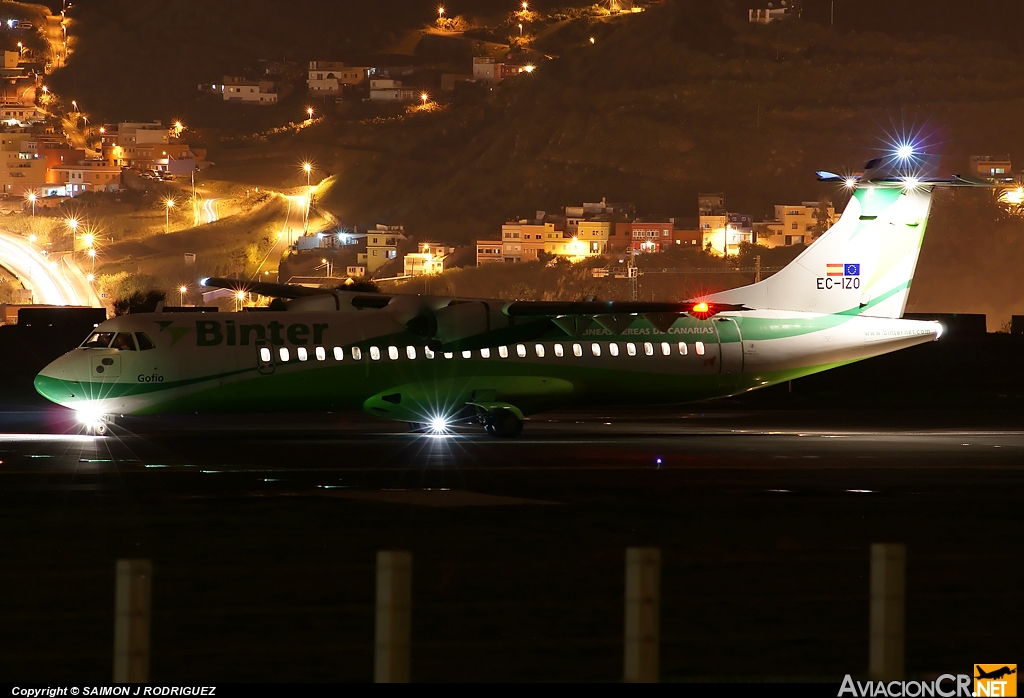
[201, 277, 333, 299]
[201, 277, 394, 309]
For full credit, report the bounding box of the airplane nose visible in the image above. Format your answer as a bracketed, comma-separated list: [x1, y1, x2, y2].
[34, 372, 78, 406]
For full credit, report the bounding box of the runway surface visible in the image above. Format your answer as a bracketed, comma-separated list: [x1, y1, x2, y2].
[1, 408, 1021, 682]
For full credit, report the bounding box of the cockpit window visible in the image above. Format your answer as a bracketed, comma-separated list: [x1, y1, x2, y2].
[135, 332, 156, 351]
[81, 332, 115, 348]
[112, 332, 137, 351]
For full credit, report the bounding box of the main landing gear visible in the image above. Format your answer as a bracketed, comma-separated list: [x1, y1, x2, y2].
[482, 409, 523, 439]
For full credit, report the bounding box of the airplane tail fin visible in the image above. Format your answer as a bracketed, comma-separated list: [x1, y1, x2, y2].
[709, 154, 989, 318]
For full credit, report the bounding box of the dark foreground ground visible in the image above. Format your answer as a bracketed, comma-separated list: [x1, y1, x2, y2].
[0, 407, 1020, 683]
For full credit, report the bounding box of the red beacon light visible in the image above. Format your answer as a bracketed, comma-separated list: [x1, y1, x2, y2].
[689, 301, 714, 320]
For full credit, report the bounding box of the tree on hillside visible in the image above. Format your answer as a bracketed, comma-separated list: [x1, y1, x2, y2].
[113, 290, 167, 316]
[811, 197, 833, 239]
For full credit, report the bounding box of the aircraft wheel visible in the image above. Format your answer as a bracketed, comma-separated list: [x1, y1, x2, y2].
[484, 424, 497, 437]
[92, 422, 108, 436]
[408, 422, 427, 433]
[489, 409, 523, 438]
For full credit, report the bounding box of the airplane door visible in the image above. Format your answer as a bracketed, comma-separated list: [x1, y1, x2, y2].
[714, 318, 743, 374]
[256, 339, 275, 375]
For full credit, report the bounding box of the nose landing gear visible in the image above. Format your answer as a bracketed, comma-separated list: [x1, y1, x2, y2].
[77, 411, 113, 436]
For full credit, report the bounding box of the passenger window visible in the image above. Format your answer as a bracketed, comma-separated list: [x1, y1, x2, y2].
[480, 348, 490, 359]
[554, 344, 564, 357]
[316, 347, 326, 361]
[259, 347, 272, 363]
[351, 347, 362, 360]
[388, 346, 399, 360]
[425, 346, 435, 359]
[609, 343, 619, 357]
[279, 347, 290, 362]
[534, 344, 545, 358]
[627, 343, 636, 356]
[369, 347, 380, 361]
[112, 332, 136, 351]
[407, 346, 417, 360]
[516, 344, 527, 358]
[462, 350, 472, 359]
[573, 343, 582, 357]
[334, 347, 344, 360]
[498, 346, 509, 358]
[678, 342, 687, 356]
[135, 333, 156, 351]
[695, 341, 705, 355]
[661, 342, 671, 356]
[444, 352, 454, 359]
[644, 342, 654, 356]
[591, 343, 601, 357]
[82, 331, 115, 348]
[297, 347, 308, 361]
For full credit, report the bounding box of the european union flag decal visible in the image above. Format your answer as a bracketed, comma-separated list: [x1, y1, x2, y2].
[844, 263, 860, 276]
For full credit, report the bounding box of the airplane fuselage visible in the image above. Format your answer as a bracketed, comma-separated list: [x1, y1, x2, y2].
[34, 307, 941, 424]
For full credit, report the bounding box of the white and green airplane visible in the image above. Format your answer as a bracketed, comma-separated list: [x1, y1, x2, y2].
[34, 152, 987, 436]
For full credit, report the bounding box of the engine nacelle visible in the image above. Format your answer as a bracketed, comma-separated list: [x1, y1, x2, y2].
[406, 300, 512, 345]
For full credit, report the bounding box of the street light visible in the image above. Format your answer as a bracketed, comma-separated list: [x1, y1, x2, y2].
[421, 92, 429, 105]
[26, 191, 36, 216]
[518, 23, 523, 35]
[301, 162, 313, 233]
[523, 64, 535, 73]
[71, 99, 77, 112]
[438, 6, 444, 18]
[179, 285, 187, 306]
[522, 1, 528, 10]
[321, 257, 332, 278]
[164, 197, 175, 234]
[306, 107, 314, 120]
[88, 247, 95, 273]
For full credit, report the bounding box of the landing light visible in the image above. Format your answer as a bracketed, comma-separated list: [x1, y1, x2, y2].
[429, 416, 450, 434]
[896, 144, 914, 160]
[76, 407, 106, 432]
[902, 176, 920, 190]
[844, 177, 857, 189]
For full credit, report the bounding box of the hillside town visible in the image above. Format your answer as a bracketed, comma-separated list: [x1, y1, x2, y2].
[0, 0, 1020, 308]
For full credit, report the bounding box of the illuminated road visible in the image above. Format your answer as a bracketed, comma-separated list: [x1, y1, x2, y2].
[0, 230, 99, 306]
[251, 194, 302, 280]
[202, 198, 220, 224]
